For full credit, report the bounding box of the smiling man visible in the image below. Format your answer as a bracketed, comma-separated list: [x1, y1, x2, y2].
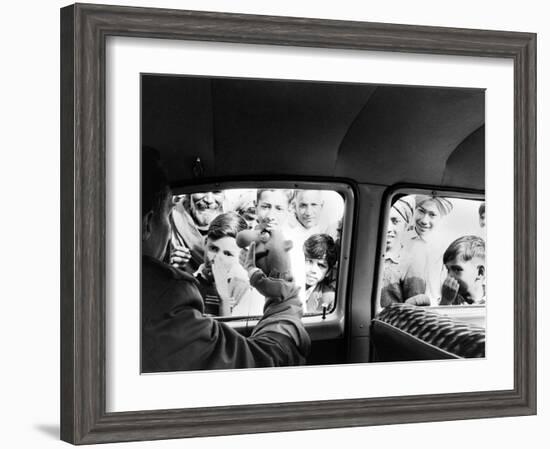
[412, 195, 453, 241]
[170, 190, 225, 274]
[401, 195, 454, 302]
[294, 190, 324, 231]
[256, 189, 293, 230]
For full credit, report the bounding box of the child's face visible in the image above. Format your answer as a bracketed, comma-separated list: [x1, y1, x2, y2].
[445, 256, 485, 303]
[386, 207, 407, 252]
[305, 256, 329, 287]
[414, 200, 442, 238]
[257, 190, 289, 229]
[479, 212, 486, 228]
[205, 236, 241, 271]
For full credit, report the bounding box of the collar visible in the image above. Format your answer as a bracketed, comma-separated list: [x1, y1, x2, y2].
[384, 249, 401, 264]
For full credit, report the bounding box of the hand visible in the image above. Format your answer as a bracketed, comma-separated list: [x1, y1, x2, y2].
[225, 262, 251, 305]
[244, 242, 257, 275]
[228, 277, 250, 305]
[170, 244, 191, 269]
[226, 260, 249, 282]
[405, 294, 431, 306]
[211, 259, 232, 302]
[440, 275, 460, 305]
[194, 262, 213, 283]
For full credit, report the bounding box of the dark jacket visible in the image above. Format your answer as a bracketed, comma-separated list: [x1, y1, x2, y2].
[142, 256, 311, 372]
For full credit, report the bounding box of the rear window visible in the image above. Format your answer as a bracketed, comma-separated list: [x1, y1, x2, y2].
[168, 185, 350, 320]
[376, 190, 486, 327]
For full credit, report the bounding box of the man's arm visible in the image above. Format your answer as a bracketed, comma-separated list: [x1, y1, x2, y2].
[143, 278, 310, 372]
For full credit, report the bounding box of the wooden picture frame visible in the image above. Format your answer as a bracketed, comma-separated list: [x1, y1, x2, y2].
[60, 3, 536, 444]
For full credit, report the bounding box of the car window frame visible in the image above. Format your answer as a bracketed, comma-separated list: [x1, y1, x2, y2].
[170, 179, 356, 341]
[373, 185, 486, 316]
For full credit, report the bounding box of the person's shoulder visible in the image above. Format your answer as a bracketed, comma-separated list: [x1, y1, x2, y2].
[171, 202, 201, 234]
[385, 248, 401, 265]
[143, 255, 198, 285]
[142, 256, 204, 313]
[321, 284, 335, 298]
[318, 285, 335, 309]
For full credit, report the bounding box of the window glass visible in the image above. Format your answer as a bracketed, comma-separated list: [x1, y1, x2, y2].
[377, 193, 486, 321]
[168, 187, 346, 319]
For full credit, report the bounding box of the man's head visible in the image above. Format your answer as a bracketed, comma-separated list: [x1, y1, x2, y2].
[479, 202, 486, 228]
[294, 190, 324, 230]
[414, 195, 453, 239]
[303, 234, 338, 288]
[256, 189, 293, 229]
[185, 191, 225, 230]
[234, 190, 258, 229]
[386, 197, 414, 252]
[142, 147, 172, 260]
[443, 235, 486, 303]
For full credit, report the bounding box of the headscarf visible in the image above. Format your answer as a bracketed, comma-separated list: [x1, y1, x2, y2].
[392, 196, 415, 225]
[414, 195, 453, 217]
[233, 190, 256, 214]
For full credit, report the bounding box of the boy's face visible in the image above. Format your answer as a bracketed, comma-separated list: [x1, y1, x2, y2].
[386, 207, 407, 252]
[257, 190, 289, 229]
[445, 256, 485, 303]
[414, 200, 442, 238]
[305, 256, 329, 287]
[205, 236, 241, 272]
[295, 191, 323, 229]
[479, 212, 486, 228]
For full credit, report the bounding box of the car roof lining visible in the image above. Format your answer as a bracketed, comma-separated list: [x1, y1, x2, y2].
[141, 75, 485, 190]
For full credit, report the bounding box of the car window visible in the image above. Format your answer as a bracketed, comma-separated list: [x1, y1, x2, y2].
[168, 187, 346, 320]
[376, 192, 486, 321]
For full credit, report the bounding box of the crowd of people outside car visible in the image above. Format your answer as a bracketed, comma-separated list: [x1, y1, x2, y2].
[380, 194, 486, 308]
[141, 147, 486, 372]
[167, 186, 343, 316]
[141, 148, 312, 372]
[164, 185, 486, 315]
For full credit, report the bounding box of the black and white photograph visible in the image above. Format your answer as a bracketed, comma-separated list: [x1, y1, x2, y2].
[0, 0, 537, 447]
[141, 74, 486, 372]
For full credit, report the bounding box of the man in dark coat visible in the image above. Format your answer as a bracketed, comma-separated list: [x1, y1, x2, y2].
[141, 148, 310, 372]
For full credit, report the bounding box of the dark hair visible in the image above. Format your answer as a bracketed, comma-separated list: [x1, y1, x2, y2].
[207, 212, 248, 241]
[479, 202, 486, 217]
[142, 146, 170, 218]
[303, 234, 338, 269]
[443, 235, 485, 264]
[256, 189, 294, 205]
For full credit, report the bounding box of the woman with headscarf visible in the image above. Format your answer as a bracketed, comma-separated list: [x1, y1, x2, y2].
[403, 195, 454, 303]
[409, 195, 453, 242]
[380, 196, 429, 307]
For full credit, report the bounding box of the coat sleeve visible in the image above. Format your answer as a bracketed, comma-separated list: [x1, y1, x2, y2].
[143, 278, 310, 372]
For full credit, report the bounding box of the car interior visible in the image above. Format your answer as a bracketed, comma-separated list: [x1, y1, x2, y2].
[142, 74, 486, 366]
